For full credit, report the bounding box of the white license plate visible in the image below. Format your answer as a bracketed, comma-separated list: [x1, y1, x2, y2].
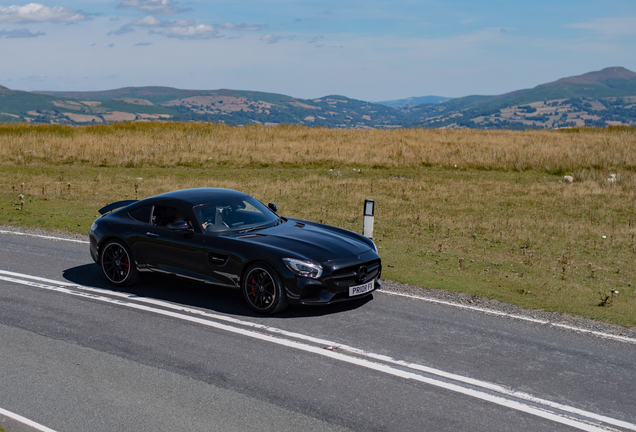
[349, 280, 374, 297]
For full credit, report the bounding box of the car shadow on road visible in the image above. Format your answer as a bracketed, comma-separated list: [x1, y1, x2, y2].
[62, 263, 374, 319]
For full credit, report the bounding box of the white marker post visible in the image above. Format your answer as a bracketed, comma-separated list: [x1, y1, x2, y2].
[363, 199, 375, 238]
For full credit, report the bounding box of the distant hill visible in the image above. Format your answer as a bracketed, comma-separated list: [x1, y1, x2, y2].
[398, 67, 636, 129]
[0, 85, 177, 125]
[35, 87, 299, 105]
[548, 66, 636, 86]
[2, 67, 636, 129]
[0, 86, 79, 123]
[375, 96, 452, 108]
[5, 87, 407, 128]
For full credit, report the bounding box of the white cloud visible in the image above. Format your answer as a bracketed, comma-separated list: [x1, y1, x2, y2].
[117, 0, 189, 15]
[261, 34, 280, 44]
[129, 16, 193, 28]
[568, 17, 636, 37]
[109, 15, 197, 36]
[131, 15, 165, 26]
[0, 3, 87, 23]
[0, 27, 44, 37]
[110, 14, 215, 39]
[156, 24, 218, 40]
[219, 22, 262, 31]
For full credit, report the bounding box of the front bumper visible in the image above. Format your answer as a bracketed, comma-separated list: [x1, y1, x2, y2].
[295, 278, 381, 305]
[281, 250, 382, 305]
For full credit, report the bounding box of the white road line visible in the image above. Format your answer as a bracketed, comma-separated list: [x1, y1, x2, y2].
[1, 270, 635, 432]
[380, 290, 636, 345]
[2, 229, 634, 345]
[0, 407, 59, 432]
[381, 290, 549, 324]
[0, 230, 89, 244]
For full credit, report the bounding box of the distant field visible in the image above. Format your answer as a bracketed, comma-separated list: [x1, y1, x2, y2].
[1, 123, 635, 327]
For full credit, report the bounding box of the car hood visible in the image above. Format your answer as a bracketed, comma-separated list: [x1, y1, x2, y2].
[237, 219, 372, 263]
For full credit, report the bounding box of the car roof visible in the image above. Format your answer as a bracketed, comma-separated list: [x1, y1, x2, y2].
[144, 188, 249, 206]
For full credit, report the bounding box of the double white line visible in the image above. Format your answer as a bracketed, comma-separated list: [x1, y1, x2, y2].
[1, 269, 635, 432]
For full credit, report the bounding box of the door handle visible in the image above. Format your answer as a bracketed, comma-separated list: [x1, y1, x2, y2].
[146, 232, 159, 238]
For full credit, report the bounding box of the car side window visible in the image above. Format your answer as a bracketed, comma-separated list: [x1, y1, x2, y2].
[129, 206, 152, 224]
[151, 205, 192, 228]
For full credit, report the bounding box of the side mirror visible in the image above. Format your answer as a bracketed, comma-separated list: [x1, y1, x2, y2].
[170, 220, 191, 231]
[268, 202, 278, 213]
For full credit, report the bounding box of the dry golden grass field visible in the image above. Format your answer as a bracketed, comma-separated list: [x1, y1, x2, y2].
[1, 123, 635, 326]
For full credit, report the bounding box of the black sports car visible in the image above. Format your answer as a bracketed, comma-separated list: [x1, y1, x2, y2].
[89, 188, 381, 314]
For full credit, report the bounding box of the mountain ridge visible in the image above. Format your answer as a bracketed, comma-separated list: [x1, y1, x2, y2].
[375, 96, 452, 108]
[549, 67, 636, 86]
[2, 67, 636, 129]
[401, 67, 636, 128]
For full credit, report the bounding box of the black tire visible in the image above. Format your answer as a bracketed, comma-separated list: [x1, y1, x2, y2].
[100, 239, 140, 286]
[242, 262, 288, 314]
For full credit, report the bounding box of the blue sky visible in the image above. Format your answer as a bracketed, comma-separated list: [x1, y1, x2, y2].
[0, 0, 635, 101]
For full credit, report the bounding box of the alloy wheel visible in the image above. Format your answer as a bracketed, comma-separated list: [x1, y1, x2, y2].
[101, 242, 131, 284]
[245, 267, 276, 311]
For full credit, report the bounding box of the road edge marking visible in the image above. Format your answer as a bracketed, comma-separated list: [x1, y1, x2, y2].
[379, 290, 636, 345]
[0, 230, 89, 244]
[0, 407, 59, 432]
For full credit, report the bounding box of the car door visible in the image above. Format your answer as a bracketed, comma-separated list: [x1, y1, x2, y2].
[132, 204, 207, 278]
[133, 204, 240, 287]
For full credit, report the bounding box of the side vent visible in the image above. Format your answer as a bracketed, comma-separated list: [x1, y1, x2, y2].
[209, 252, 228, 266]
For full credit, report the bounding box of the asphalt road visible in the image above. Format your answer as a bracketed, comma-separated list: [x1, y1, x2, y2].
[0, 230, 635, 432]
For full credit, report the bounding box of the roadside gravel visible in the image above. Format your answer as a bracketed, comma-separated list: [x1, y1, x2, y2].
[3, 225, 634, 339]
[381, 279, 636, 339]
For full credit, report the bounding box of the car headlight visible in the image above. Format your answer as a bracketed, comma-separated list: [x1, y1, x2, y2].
[283, 258, 323, 279]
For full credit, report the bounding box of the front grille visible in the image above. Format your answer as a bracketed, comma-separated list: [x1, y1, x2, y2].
[330, 260, 381, 287]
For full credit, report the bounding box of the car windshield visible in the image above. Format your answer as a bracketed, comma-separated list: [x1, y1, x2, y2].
[193, 196, 280, 234]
